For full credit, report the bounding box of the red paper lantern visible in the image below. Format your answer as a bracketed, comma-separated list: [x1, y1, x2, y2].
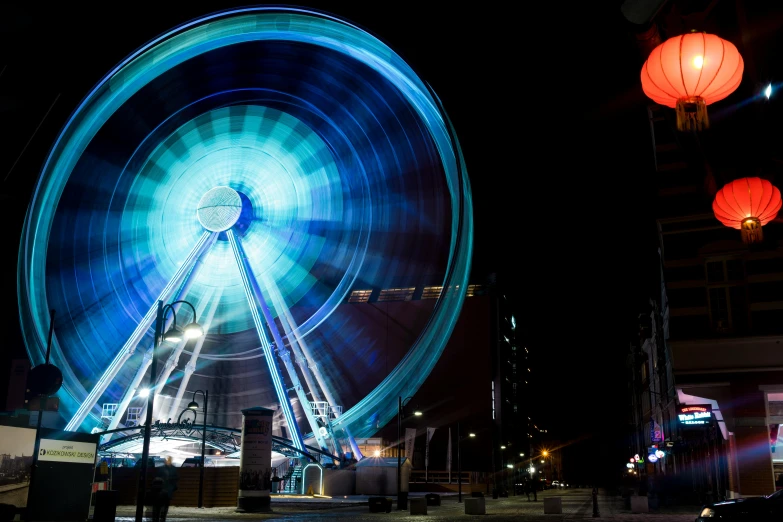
[641, 32, 743, 132]
[713, 178, 781, 244]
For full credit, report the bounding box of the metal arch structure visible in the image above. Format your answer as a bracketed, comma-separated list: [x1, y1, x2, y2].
[18, 6, 474, 458]
[97, 424, 335, 462]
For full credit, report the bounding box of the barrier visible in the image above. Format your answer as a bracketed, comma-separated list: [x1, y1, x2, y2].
[465, 496, 485, 515]
[368, 497, 392, 513]
[544, 497, 562, 514]
[409, 497, 427, 515]
[631, 496, 649, 513]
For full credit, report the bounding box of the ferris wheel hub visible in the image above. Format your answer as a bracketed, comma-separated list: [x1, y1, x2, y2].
[197, 186, 242, 232]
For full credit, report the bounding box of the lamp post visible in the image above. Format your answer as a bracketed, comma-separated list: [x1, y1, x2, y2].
[397, 396, 421, 510]
[188, 390, 208, 509]
[457, 423, 476, 503]
[135, 300, 203, 522]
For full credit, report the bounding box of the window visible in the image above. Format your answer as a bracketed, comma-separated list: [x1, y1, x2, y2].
[421, 286, 443, 299]
[726, 259, 743, 281]
[706, 258, 745, 283]
[708, 286, 749, 334]
[348, 289, 372, 303]
[466, 284, 483, 296]
[377, 287, 415, 302]
[709, 288, 729, 331]
[706, 258, 748, 335]
[706, 261, 724, 283]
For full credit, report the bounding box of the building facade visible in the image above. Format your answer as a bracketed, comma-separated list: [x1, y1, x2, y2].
[621, 0, 783, 499]
[647, 89, 783, 498]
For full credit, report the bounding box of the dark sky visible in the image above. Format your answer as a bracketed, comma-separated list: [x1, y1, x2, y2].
[0, 1, 664, 479]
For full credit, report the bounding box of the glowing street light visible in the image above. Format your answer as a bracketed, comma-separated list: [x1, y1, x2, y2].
[520, 453, 525, 457]
[135, 299, 202, 522]
[506, 464, 513, 469]
[765, 83, 773, 99]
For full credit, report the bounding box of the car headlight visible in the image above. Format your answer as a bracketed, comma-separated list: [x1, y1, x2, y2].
[699, 507, 715, 517]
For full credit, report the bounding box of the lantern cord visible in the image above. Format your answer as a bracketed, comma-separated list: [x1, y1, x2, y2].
[676, 97, 709, 132]
[741, 218, 763, 244]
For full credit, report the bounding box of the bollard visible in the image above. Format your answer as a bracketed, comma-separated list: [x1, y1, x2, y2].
[592, 487, 600, 518]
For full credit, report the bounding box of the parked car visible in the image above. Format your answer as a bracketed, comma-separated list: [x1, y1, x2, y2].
[696, 489, 783, 520]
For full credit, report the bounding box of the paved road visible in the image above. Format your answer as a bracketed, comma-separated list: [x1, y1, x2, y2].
[113, 489, 699, 521]
[0, 484, 28, 507]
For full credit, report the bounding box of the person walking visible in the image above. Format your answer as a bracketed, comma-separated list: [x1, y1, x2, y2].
[524, 479, 532, 501]
[151, 457, 179, 522]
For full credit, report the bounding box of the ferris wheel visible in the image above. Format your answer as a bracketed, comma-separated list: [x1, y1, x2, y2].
[18, 7, 472, 459]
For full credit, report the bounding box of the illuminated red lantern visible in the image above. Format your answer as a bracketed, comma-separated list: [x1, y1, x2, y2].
[713, 178, 781, 244]
[641, 32, 743, 132]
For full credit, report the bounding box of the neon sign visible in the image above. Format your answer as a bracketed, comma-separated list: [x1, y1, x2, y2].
[677, 404, 712, 425]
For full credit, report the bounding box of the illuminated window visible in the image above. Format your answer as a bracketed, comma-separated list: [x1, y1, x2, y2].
[466, 284, 483, 296]
[348, 289, 372, 303]
[378, 287, 416, 302]
[421, 286, 443, 299]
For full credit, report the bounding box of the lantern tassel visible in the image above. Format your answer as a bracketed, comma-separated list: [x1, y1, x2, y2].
[741, 218, 763, 244]
[675, 97, 709, 132]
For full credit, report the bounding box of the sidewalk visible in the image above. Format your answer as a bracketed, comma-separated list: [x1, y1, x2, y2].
[0, 482, 29, 494]
[110, 490, 700, 521]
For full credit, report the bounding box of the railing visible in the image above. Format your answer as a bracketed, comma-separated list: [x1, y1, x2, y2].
[409, 470, 471, 484]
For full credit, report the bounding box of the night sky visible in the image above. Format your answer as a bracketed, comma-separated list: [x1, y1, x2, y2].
[0, 1, 725, 483]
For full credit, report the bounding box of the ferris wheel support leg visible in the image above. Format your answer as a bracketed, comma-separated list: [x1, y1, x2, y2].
[344, 426, 363, 461]
[242, 265, 331, 457]
[65, 231, 216, 432]
[105, 237, 215, 431]
[165, 289, 222, 422]
[267, 277, 357, 459]
[105, 348, 154, 432]
[150, 285, 215, 416]
[264, 279, 344, 460]
[263, 275, 322, 403]
[228, 230, 307, 452]
[136, 252, 214, 425]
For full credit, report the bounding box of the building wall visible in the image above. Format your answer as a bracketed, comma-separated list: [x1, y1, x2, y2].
[648, 95, 783, 499]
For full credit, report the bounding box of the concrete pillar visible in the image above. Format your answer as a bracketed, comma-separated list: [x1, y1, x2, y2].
[237, 407, 275, 513]
[730, 385, 774, 496]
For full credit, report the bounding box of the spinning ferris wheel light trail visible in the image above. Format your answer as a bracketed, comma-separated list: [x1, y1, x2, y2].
[20, 7, 474, 461]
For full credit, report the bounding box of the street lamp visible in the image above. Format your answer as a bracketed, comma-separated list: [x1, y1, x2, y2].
[456, 424, 476, 503]
[397, 396, 420, 510]
[188, 390, 209, 509]
[135, 300, 202, 522]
